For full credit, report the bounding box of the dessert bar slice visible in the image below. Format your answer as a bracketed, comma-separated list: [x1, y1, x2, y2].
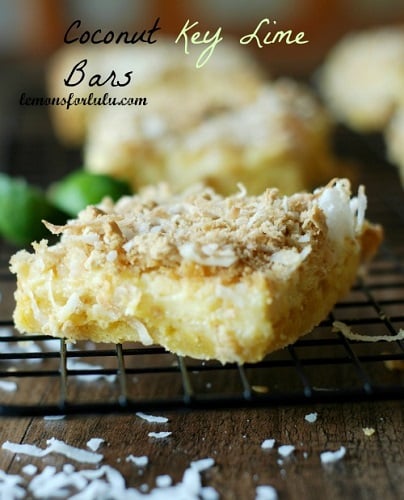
[10, 179, 382, 364]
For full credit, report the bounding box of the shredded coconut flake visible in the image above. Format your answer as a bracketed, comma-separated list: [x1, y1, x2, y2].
[129, 318, 153, 346]
[106, 250, 118, 262]
[21, 464, 37, 476]
[0, 469, 25, 499]
[136, 412, 169, 423]
[304, 412, 318, 423]
[45, 438, 104, 464]
[0, 452, 217, 499]
[156, 474, 172, 488]
[278, 445, 295, 458]
[333, 321, 404, 342]
[86, 438, 105, 452]
[178, 242, 237, 267]
[190, 458, 215, 472]
[256, 484, 279, 500]
[2, 439, 103, 464]
[320, 446, 346, 464]
[261, 439, 276, 449]
[0, 380, 18, 392]
[126, 455, 149, 467]
[148, 431, 172, 439]
[317, 179, 357, 241]
[2, 442, 47, 458]
[201, 486, 220, 500]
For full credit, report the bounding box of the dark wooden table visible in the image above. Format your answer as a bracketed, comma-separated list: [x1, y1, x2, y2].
[0, 402, 403, 499]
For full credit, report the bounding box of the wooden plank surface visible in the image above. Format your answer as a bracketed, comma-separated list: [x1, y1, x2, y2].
[0, 402, 403, 499]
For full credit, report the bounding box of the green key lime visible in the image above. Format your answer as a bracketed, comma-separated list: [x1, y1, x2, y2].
[48, 170, 132, 217]
[0, 173, 67, 246]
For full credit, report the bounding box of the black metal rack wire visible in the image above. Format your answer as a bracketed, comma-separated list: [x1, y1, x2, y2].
[0, 68, 403, 416]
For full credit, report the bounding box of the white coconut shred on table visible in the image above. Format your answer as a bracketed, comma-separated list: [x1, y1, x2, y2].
[261, 439, 276, 450]
[2, 438, 103, 464]
[277, 445, 295, 458]
[0, 438, 217, 499]
[21, 464, 38, 476]
[148, 431, 172, 439]
[304, 412, 318, 423]
[136, 412, 169, 423]
[126, 455, 149, 467]
[0, 380, 18, 392]
[255, 484, 279, 500]
[155, 474, 172, 488]
[320, 446, 347, 465]
[86, 438, 105, 452]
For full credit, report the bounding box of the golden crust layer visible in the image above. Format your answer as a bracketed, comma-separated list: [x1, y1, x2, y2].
[10, 180, 382, 364]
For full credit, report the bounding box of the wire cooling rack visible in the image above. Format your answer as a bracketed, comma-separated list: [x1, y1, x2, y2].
[0, 251, 403, 417]
[0, 65, 403, 415]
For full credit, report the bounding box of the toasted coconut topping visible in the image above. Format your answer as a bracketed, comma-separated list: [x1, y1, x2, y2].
[42, 180, 365, 274]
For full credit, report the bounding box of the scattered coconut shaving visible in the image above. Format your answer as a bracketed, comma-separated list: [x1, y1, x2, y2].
[0, 469, 24, 499]
[256, 484, 278, 500]
[261, 439, 276, 450]
[0, 380, 18, 392]
[2, 442, 46, 458]
[278, 445, 295, 458]
[126, 455, 149, 467]
[200, 485, 219, 500]
[2, 438, 103, 464]
[333, 321, 404, 342]
[320, 446, 346, 465]
[86, 438, 105, 452]
[0, 444, 216, 499]
[22, 464, 38, 476]
[155, 474, 172, 488]
[304, 412, 318, 423]
[148, 431, 172, 439]
[136, 412, 169, 423]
